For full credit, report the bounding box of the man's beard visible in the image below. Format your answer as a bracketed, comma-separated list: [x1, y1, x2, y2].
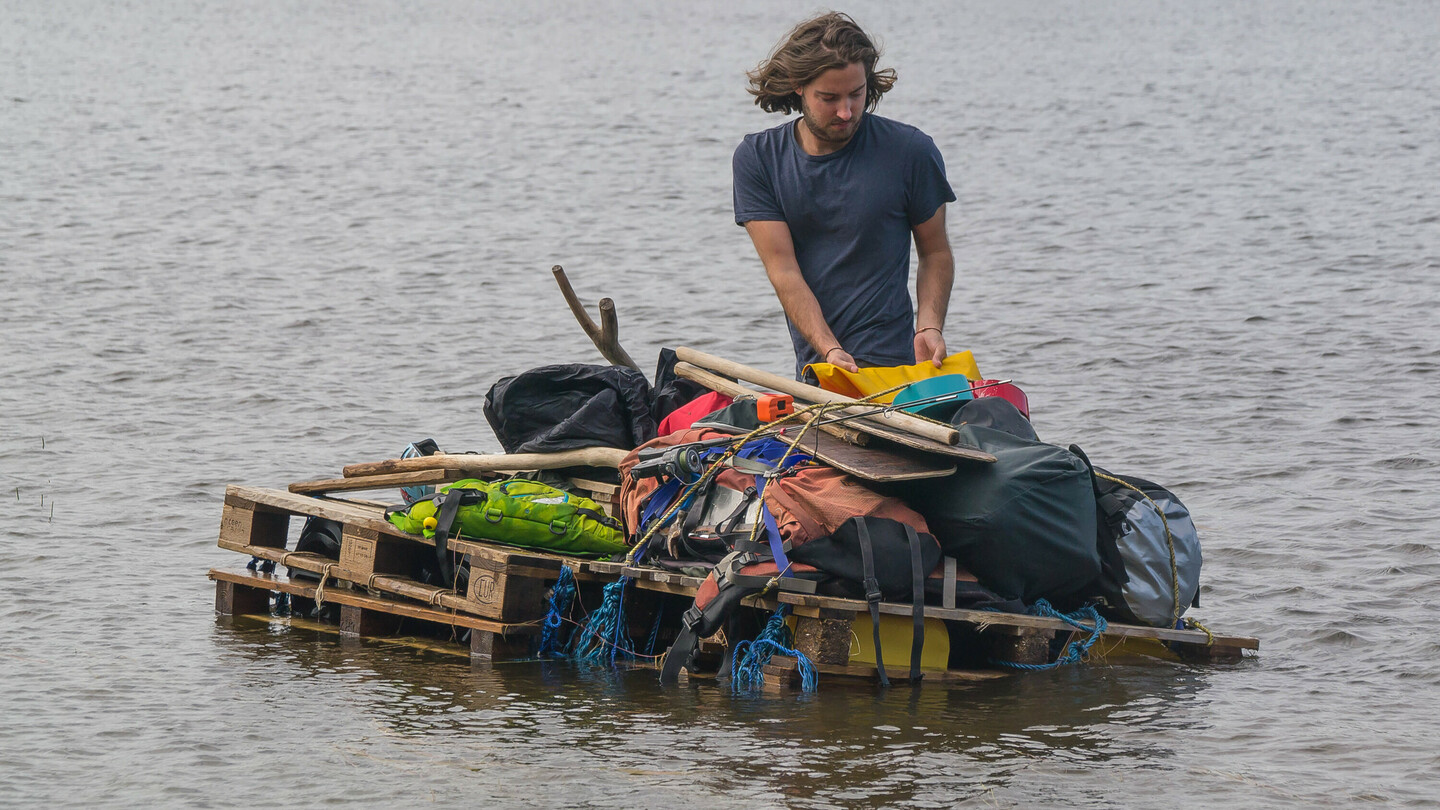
[800, 102, 860, 147]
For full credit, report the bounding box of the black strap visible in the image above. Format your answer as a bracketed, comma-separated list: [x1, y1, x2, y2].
[432, 488, 484, 585]
[854, 517, 889, 688]
[660, 607, 703, 685]
[716, 487, 759, 536]
[906, 525, 925, 683]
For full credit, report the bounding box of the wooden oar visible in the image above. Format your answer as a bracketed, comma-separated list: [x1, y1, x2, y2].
[671, 362, 956, 480]
[673, 362, 867, 446]
[342, 447, 629, 478]
[290, 469, 468, 495]
[675, 361, 992, 465]
[674, 347, 961, 446]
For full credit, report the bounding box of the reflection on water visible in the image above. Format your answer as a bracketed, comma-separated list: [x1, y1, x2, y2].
[213, 615, 1217, 806]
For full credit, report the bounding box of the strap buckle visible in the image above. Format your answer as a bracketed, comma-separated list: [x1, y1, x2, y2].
[863, 578, 883, 604]
[681, 605, 704, 631]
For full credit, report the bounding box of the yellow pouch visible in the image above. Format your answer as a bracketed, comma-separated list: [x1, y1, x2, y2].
[804, 351, 982, 404]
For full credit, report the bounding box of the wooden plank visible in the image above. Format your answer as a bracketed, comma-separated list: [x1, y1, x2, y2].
[339, 604, 403, 637]
[793, 612, 854, 666]
[223, 485, 587, 570]
[219, 499, 290, 550]
[470, 630, 534, 661]
[289, 469, 466, 495]
[773, 427, 956, 482]
[466, 552, 553, 622]
[341, 448, 629, 478]
[775, 591, 1257, 650]
[224, 541, 481, 618]
[215, 579, 270, 615]
[674, 349, 961, 445]
[568, 477, 620, 498]
[671, 362, 868, 446]
[207, 567, 537, 634]
[674, 360, 994, 464]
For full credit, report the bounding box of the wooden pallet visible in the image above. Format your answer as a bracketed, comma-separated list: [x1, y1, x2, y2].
[213, 484, 1258, 683]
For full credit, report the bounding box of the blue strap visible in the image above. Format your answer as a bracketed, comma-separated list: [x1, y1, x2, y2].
[753, 474, 792, 576]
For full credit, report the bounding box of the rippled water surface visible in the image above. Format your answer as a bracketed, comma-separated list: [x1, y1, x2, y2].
[3, 1, 1439, 807]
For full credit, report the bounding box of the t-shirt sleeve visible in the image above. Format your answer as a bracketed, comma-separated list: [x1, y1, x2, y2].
[906, 130, 957, 227]
[733, 137, 784, 225]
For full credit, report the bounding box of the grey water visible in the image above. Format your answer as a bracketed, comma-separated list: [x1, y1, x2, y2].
[2, 1, 1438, 806]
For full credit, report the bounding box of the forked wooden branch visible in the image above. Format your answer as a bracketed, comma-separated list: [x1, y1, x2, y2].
[552, 265, 641, 372]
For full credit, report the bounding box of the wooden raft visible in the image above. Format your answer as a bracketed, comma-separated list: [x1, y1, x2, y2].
[211, 484, 1257, 685]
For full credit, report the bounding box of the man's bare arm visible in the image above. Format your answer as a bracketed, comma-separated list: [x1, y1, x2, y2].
[743, 220, 859, 372]
[911, 205, 954, 367]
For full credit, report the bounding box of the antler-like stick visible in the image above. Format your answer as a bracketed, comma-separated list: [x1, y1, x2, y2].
[552, 265, 641, 372]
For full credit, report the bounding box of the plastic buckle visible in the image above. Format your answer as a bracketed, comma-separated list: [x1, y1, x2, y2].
[681, 606, 704, 630]
[864, 578, 883, 604]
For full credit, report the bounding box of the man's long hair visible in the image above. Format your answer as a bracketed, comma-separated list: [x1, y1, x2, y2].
[747, 12, 897, 115]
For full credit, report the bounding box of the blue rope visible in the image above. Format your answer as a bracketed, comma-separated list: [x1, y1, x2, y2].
[731, 607, 818, 692]
[537, 565, 577, 658]
[991, 599, 1109, 671]
[573, 576, 635, 664]
[644, 601, 665, 656]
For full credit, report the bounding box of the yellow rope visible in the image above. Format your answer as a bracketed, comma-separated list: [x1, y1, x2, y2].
[1184, 617, 1216, 647]
[1095, 472, 1182, 628]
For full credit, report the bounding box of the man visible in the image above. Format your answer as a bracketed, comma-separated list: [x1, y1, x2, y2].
[734, 12, 956, 379]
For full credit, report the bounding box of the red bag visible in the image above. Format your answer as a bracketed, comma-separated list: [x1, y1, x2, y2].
[971, 379, 1030, 419]
[656, 391, 733, 437]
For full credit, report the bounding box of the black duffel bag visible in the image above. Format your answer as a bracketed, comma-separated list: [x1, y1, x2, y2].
[484, 363, 656, 454]
[906, 400, 1101, 605]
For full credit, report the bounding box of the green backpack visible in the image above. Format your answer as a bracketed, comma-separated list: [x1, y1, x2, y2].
[386, 478, 628, 558]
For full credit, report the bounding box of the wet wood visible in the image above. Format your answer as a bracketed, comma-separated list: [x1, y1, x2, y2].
[215, 579, 270, 616]
[289, 469, 465, 494]
[990, 629, 1054, 666]
[552, 265, 641, 372]
[341, 448, 629, 478]
[339, 604, 403, 637]
[208, 567, 536, 634]
[470, 629, 534, 661]
[774, 591, 1257, 651]
[793, 611, 855, 666]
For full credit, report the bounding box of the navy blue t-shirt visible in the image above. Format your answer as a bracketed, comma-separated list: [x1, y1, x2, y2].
[733, 114, 955, 377]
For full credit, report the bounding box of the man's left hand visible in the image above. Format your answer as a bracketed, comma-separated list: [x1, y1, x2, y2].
[914, 329, 946, 368]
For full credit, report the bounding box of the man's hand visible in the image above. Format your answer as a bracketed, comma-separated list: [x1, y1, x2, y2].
[914, 328, 946, 368]
[825, 348, 860, 373]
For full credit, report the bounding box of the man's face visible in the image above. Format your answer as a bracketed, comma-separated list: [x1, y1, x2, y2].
[797, 62, 867, 149]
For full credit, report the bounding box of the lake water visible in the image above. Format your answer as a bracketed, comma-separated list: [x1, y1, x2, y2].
[2, 1, 1438, 806]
